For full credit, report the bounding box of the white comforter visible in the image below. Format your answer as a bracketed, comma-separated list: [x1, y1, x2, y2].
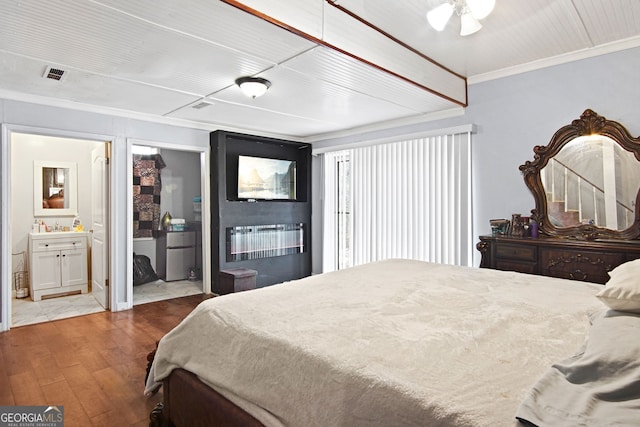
[145, 259, 604, 426]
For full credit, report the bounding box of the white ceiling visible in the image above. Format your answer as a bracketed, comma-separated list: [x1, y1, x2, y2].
[1, 0, 639, 141]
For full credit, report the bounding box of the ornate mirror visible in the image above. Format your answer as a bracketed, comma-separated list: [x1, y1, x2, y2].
[520, 109, 640, 240]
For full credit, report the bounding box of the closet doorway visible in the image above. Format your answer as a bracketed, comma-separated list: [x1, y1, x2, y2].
[128, 139, 210, 306]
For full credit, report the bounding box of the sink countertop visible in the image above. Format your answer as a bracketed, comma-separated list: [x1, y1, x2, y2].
[29, 231, 89, 237]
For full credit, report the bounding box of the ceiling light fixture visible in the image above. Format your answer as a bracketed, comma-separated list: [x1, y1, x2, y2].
[427, 0, 495, 36]
[235, 76, 272, 99]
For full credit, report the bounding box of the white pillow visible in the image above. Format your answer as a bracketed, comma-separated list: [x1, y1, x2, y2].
[596, 259, 640, 313]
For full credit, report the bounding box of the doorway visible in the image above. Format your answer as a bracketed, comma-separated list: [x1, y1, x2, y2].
[5, 129, 112, 328]
[127, 139, 210, 305]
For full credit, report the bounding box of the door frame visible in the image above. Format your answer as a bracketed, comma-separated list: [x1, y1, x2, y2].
[1, 124, 116, 331]
[126, 138, 211, 305]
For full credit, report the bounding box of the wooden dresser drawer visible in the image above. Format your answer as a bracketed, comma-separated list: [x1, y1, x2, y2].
[495, 260, 537, 274]
[495, 243, 536, 261]
[478, 235, 640, 285]
[540, 250, 624, 284]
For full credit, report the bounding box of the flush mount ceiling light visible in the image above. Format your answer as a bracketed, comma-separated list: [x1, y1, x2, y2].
[235, 76, 272, 99]
[427, 0, 495, 36]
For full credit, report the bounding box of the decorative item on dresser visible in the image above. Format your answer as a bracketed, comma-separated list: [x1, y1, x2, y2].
[478, 109, 640, 283]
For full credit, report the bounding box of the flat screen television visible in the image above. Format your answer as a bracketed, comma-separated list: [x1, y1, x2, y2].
[237, 155, 296, 200]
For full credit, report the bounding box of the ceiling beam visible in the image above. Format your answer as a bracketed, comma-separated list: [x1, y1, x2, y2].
[220, 0, 468, 107]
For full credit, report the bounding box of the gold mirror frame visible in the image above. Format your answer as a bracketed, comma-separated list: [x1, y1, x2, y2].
[519, 109, 640, 240]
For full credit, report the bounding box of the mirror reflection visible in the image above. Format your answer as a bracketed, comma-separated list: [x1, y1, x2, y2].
[41, 167, 69, 209]
[34, 160, 77, 217]
[541, 135, 640, 231]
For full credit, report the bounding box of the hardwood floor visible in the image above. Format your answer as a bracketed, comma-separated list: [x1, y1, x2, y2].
[0, 294, 212, 426]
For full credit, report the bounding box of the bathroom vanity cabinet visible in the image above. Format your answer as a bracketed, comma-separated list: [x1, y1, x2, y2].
[29, 232, 89, 301]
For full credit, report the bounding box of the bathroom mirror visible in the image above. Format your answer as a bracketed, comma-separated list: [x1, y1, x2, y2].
[520, 109, 640, 240]
[34, 160, 78, 217]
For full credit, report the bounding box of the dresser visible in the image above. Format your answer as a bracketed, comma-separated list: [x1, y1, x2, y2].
[479, 110, 640, 285]
[29, 232, 89, 300]
[477, 235, 640, 285]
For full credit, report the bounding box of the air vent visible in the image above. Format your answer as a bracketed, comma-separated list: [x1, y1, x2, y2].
[191, 101, 214, 110]
[42, 66, 67, 81]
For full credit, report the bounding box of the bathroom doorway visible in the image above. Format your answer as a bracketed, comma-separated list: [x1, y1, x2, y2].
[7, 130, 112, 327]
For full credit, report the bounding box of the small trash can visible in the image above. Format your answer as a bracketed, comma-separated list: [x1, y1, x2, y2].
[13, 251, 29, 299]
[219, 268, 257, 294]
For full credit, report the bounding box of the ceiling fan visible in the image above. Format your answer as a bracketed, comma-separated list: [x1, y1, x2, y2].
[427, 0, 496, 36]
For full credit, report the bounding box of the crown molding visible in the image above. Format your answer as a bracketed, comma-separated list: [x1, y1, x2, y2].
[302, 107, 465, 144]
[468, 35, 640, 85]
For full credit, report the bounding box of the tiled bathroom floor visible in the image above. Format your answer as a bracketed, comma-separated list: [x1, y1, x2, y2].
[11, 279, 203, 327]
[133, 279, 203, 305]
[12, 292, 105, 327]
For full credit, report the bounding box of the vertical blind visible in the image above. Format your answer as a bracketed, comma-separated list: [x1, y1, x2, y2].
[322, 130, 472, 272]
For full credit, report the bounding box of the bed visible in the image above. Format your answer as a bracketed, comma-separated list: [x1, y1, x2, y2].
[145, 258, 640, 426]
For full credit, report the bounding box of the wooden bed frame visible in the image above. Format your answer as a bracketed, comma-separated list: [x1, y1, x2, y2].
[147, 347, 264, 427]
[149, 369, 264, 427]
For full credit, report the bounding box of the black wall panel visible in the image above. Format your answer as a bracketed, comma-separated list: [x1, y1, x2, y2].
[210, 130, 312, 293]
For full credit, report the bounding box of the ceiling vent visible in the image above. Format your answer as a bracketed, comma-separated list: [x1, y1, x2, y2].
[191, 101, 214, 110]
[42, 66, 67, 81]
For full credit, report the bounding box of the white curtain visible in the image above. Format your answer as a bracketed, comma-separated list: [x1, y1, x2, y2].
[322, 130, 472, 272]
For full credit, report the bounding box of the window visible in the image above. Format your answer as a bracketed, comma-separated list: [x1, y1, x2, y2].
[336, 155, 351, 270]
[322, 129, 472, 272]
[322, 150, 351, 272]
